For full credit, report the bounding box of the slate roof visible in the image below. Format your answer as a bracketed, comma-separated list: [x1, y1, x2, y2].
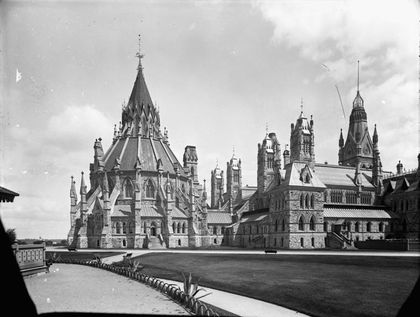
[240, 213, 268, 223]
[324, 207, 397, 219]
[285, 162, 326, 188]
[172, 207, 188, 219]
[141, 205, 162, 218]
[314, 163, 374, 188]
[112, 205, 132, 217]
[103, 137, 186, 176]
[207, 211, 232, 224]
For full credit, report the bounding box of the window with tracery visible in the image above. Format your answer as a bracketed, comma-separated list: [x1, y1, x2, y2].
[145, 179, 155, 198]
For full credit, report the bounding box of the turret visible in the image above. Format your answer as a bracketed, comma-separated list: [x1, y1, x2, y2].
[70, 176, 77, 225]
[396, 161, 403, 175]
[372, 124, 383, 194]
[102, 171, 111, 229]
[338, 129, 344, 164]
[290, 104, 315, 168]
[283, 144, 290, 167]
[94, 138, 105, 172]
[257, 130, 279, 192]
[211, 162, 224, 209]
[227, 150, 242, 204]
[183, 146, 199, 184]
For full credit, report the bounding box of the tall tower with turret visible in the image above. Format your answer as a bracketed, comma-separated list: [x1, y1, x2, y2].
[339, 62, 374, 168]
[257, 131, 280, 192]
[290, 102, 315, 168]
[210, 162, 224, 208]
[226, 151, 242, 204]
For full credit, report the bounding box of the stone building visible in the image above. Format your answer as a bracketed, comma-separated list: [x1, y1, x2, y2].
[225, 78, 412, 249]
[67, 46, 212, 249]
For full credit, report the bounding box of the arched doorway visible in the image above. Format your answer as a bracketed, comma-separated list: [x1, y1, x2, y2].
[150, 222, 157, 236]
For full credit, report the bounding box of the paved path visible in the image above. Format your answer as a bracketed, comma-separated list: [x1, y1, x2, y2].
[24, 264, 189, 315]
[159, 278, 307, 317]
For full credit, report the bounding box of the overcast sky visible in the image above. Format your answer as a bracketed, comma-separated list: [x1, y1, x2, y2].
[0, 0, 418, 239]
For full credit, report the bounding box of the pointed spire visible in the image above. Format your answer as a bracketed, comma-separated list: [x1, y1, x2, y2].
[232, 145, 236, 158]
[300, 97, 304, 115]
[353, 60, 364, 108]
[339, 128, 344, 147]
[70, 176, 76, 197]
[373, 124, 378, 144]
[80, 171, 86, 195]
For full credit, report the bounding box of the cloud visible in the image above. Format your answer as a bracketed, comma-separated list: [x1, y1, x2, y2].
[2, 104, 112, 238]
[255, 0, 418, 82]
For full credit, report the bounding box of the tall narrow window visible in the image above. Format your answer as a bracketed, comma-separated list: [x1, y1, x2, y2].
[213, 226, 217, 235]
[282, 219, 286, 231]
[379, 222, 384, 232]
[275, 219, 278, 232]
[182, 223, 186, 233]
[323, 222, 328, 232]
[355, 222, 360, 232]
[300, 194, 304, 208]
[177, 222, 181, 233]
[172, 222, 176, 233]
[298, 216, 304, 231]
[145, 179, 155, 198]
[309, 216, 315, 231]
[367, 222, 372, 232]
[310, 194, 315, 209]
[122, 222, 126, 234]
[305, 194, 309, 209]
[124, 178, 133, 198]
[300, 238, 304, 247]
[311, 237, 315, 247]
[116, 222, 121, 234]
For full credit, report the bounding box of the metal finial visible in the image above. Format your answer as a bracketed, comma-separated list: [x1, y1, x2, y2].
[233, 145, 235, 156]
[300, 97, 304, 113]
[136, 34, 144, 70]
[357, 60, 360, 92]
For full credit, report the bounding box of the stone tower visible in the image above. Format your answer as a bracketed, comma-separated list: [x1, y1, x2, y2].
[226, 152, 242, 204]
[210, 162, 224, 208]
[258, 132, 280, 192]
[183, 146, 199, 185]
[339, 62, 374, 168]
[290, 106, 315, 168]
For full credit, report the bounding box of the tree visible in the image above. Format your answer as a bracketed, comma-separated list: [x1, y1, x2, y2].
[6, 228, 16, 245]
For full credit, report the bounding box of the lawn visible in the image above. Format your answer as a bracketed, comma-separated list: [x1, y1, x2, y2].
[132, 252, 420, 317]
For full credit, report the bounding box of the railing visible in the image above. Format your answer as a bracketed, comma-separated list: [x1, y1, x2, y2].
[12, 243, 47, 276]
[382, 169, 418, 180]
[52, 258, 220, 316]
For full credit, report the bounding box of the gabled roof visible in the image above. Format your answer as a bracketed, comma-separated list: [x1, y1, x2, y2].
[285, 162, 326, 188]
[141, 205, 162, 218]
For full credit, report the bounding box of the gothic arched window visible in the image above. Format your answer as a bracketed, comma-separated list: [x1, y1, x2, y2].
[116, 222, 121, 234]
[310, 216, 315, 231]
[300, 194, 304, 208]
[275, 219, 278, 232]
[172, 222, 176, 233]
[305, 194, 309, 209]
[282, 219, 286, 231]
[310, 194, 315, 209]
[298, 216, 304, 231]
[355, 221, 360, 232]
[145, 179, 155, 198]
[182, 223, 186, 233]
[124, 178, 134, 198]
[177, 222, 181, 233]
[367, 222, 372, 232]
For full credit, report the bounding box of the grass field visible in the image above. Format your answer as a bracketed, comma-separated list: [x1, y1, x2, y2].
[132, 252, 419, 317]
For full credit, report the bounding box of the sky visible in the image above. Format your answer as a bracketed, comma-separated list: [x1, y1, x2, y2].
[0, 0, 418, 239]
